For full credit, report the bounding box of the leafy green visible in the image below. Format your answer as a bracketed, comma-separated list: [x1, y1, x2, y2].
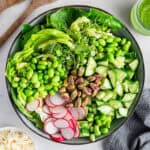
[11, 88, 43, 129]
[19, 25, 41, 49]
[24, 29, 74, 49]
[46, 8, 86, 31]
[87, 8, 124, 31]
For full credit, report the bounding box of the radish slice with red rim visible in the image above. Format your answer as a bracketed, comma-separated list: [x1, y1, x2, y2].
[77, 107, 85, 120]
[61, 127, 75, 140]
[68, 108, 79, 121]
[26, 100, 40, 112]
[45, 95, 55, 107]
[50, 94, 65, 106]
[50, 106, 67, 117]
[50, 133, 65, 142]
[42, 105, 51, 114]
[44, 117, 56, 124]
[54, 119, 69, 129]
[74, 125, 80, 138]
[44, 119, 58, 135]
[64, 111, 73, 121]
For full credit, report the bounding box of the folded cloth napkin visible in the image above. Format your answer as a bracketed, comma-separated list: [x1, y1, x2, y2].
[104, 89, 150, 150]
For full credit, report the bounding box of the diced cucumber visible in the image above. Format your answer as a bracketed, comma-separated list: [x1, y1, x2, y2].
[108, 70, 117, 87]
[123, 80, 129, 92]
[123, 80, 139, 93]
[113, 56, 125, 69]
[122, 93, 136, 102]
[118, 108, 128, 117]
[123, 101, 133, 108]
[96, 91, 106, 99]
[101, 78, 112, 90]
[129, 59, 138, 71]
[103, 91, 116, 102]
[98, 105, 113, 115]
[115, 69, 127, 83]
[95, 99, 104, 106]
[96, 90, 117, 102]
[109, 100, 123, 109]
[128, 81, 139, 93]
[96, 66, 108, 77]
[85, 57, 96, 76]
[115, 82, 123, 96]
[98, 60, 109, 67]
[127, 70, 135, 79]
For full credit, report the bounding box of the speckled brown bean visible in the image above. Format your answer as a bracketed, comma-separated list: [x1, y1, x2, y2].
[63, 79, 68, 87]
[87, 76, 96, 82]
[77, 90, 82, 97]
[78, 83, 86, 90]
[78, 67, 85, 77]
[82, 97, 89, 106]
[92, 90, 99, 97]
[61, 93, 70, 101]
[59, 87, 66, 93]
[68, 75, 74, 85]
[81, 93, 86, 98]
[75, 97, 82, 107]
[71, 89, 78, 100]
[83, 87, 92, 95]
[71, 70, 77, 76]
[75, 77, 84, 84]
[67, 84, 75, 92]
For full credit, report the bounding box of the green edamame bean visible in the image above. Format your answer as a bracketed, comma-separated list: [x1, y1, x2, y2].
[48, 69, 54, 78]
[49, 90, 56, 96]
[52, 76, 60, 82]
[32, 58, 37, 64]
[79, 121, 89, 129]
[106, 37, 114, 43]
[98, 39, 106, 46]
[90, 134, 95, 142]
[12, 82, 19, 88]
[101, 128, 109, 134]
[39, 61, 48, 65]
[121, 38, 127, 45]
[123, 41, 131, 51]
[24, 89, 33, 96]
[94, 125, 101, 136]
[31, 73, 39, 84]
[37, 64, 46, 70]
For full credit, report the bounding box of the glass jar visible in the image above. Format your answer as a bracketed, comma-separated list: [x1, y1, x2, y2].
[130, 0, 150, 35]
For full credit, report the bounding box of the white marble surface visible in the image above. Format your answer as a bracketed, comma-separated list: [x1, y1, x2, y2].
[0, 0, 150, 149]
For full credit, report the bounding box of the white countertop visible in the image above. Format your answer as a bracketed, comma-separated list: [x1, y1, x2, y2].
[0, 0, 150, 150]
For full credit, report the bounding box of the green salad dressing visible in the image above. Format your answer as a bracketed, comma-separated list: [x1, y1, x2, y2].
[138, 0, 150, 28]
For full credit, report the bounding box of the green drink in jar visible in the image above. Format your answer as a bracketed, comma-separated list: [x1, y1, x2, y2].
[130, 0, 150, 35]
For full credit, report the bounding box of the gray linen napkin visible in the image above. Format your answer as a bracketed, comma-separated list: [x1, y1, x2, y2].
[104, 89, 150, 150]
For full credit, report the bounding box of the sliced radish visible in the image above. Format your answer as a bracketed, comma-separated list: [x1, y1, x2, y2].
[50, 133, 65, 142]
[44, 117, 56, 124]
[77, 107, 85, 120]
[61, 127, 75, 140]
[68, 108, 79, 121]
[44, 120, 58, 135]
[64, 111, 73, 121]
[50, 106, 67, 118]
[45, 95, 55, 107]
[74, 125, 80, 138]
[50, 94, 65, 106]
[54, 119, 69, 129]
[82, 107, 88, 116]
[68, 119, 76, 131]
[42, 105, 51, 114]
[26, 100, 40, 112]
